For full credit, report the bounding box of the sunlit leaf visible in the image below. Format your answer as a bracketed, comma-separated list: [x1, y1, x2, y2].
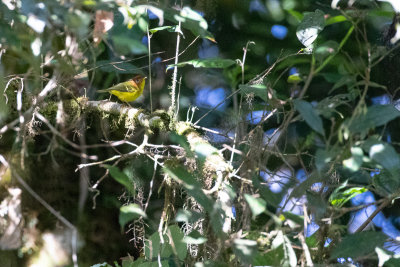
[119, 5, 164, 26]
[271, 231, 297, 267]
[175, 209, 204, 223]
[193, 142, 219, 159]
[282, 212, 304, 225]
[329, 184, 368, 207]
[363, 139, 400, 176]
[149, 25, 177, 33]
[293, 99, 324, 135]
[168, 58, 236, 69]
[244, 194, 266, 219]
[233, 239, 258, 264]
[287, 74, 302, 83]
[160, 6, 215, 41]
[296, 9, 326, 47]
[253, 175, 284, 207]
[376, 246, 400, 266]
[342, 147, 364, 172]
[119, 204, 147, 229]
[182, 230, 207, 245]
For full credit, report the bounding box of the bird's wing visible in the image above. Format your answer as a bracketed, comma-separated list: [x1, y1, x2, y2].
[97, 82, 138, 93]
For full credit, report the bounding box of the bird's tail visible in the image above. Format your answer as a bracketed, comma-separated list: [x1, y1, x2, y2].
[96, 89, 111, 93]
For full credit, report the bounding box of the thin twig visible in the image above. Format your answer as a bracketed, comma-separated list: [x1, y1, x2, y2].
[355, 197, 393, 233]
[169, 21, 182, 117]
[147, 25, 153, 113]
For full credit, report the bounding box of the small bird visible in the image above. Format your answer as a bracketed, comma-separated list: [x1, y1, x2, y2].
[97, 75, 146, 103]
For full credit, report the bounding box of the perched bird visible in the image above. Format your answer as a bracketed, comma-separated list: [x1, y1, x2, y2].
[97, 75, 146, 102]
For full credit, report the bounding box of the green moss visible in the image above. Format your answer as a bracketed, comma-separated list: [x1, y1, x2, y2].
[175, 121, 195, 136]
[41, 102, 58, 124]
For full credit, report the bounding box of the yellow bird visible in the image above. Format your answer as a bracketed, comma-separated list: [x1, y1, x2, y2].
[97, 75, 146, 102]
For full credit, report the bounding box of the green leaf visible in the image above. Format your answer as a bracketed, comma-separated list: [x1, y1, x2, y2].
[168, 225, 187, 261]
[286, 10, 303, 23]
[253, 247, 284, 266]
[293, 99, 324, 135]
[163, 6, 215, 41]
[287, 74, 302, 84]
[0, 21, 20, 48]
[244, 194, 266, 219]
[331, 232, 388, 260]
[149, 25, 177, 33]
[0, 79, 9, 124]
[372, 171, 399, 196]
[144, 226, 186, 262]
[363, 139, 400, 176]
[282, 212, 304, 225]
[193, 142, 219, 160]
[271, 231, 297, 267]
[182, 230, 207, 245]
[163, 165, 213, 211]
[296, 9, 326, 47]
[111, 35, 148, 55]
[289, 171, 323, 199]
[119, 5, 164, 28]
[315, 149, 336, 172]
[233, 239, 258, 264]
[104, 165, 134, 195]
[239, 84, 268, 102]
[379, 0, 400, 13]
[342, 147, 364, 172]
[163, 164, 225, 236]
[348, 105, 400, 134]
[144, 231, 167, 260]
[326, 15, 348, 25]
[168, 58, 236, 69]
[175, 209, 204, 223]
[329, 184, 368, 207]
[119, 204, 147, 229]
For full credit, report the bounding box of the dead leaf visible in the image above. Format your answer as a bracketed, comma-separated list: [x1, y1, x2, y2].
[93, 10, 114, 46]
